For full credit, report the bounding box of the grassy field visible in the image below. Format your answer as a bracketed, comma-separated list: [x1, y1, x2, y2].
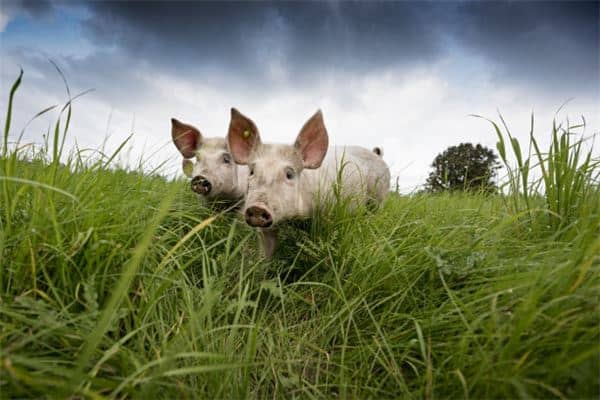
[1, 72, 599, 399]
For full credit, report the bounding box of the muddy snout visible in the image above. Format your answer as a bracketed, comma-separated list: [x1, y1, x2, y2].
[245, 205, 273, 228]
[191, 175, 212, 195]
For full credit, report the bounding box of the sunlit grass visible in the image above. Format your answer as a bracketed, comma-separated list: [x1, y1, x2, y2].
[1, 71, 598, 399]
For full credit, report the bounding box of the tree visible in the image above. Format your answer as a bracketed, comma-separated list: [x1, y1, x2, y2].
[425, 143, 500, 193]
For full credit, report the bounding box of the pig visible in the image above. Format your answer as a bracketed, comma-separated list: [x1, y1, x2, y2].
[171, 118, 247, 205]
[227, 108, 390, 258]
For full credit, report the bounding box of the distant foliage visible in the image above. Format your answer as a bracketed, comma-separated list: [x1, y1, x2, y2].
[425, 143, 500, 193]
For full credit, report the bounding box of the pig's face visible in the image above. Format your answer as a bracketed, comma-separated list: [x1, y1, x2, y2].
[244, 144, 305, 226]
[227, 109, 328, 227]
[172, 118, 242, 201]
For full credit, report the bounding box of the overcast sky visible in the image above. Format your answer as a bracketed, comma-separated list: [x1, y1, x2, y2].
[1, 1, 598, 192]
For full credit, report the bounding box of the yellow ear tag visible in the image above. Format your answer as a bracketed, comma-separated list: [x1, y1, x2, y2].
[242, 129, 251, 139]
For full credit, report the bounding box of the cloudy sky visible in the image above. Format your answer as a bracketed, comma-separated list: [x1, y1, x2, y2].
[1, 1, 598, 191]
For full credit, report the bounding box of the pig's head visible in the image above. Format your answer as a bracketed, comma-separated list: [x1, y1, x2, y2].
[227, 108, 328, 228]
[172, 118, 243, 201]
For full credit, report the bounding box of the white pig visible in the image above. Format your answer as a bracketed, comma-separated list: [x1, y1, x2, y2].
[227, 108, 390, 257]
[171, 118, 247, 204]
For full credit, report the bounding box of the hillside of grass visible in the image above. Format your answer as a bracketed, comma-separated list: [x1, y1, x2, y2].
[1, 72, 599, 399]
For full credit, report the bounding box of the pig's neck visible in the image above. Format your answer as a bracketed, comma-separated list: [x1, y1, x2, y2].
[298, 147, 352, 214]
[297, 164, 334, 217]
[296, 172, 317, 217]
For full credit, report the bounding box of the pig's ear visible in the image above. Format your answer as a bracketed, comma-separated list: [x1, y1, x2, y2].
[172, 118, 202, 158]
[294, 110, 328, 169]
[227, 108, 261, 165]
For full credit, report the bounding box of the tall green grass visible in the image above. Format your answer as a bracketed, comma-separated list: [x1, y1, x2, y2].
[476, 112, 599, 238]
[1, 72, 599, 399]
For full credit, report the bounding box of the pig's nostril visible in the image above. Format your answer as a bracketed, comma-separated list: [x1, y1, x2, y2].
[191, 176, 211, 194]
[245, 206, 273, 227]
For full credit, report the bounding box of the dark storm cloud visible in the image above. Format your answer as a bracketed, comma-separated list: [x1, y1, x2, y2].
[22, 0, 54, 16]
[4, 1, 597, 97]
[453, 1, 599, 93]
[82, 1, 445, 87]
[79, 1, 598, 94]
[2, 0, 56, 22]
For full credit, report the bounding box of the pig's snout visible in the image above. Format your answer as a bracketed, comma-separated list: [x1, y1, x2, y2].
[191, 175, 212, 195]
[245, 205, 273, 228]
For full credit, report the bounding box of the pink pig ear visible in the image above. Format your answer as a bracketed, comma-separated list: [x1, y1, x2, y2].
[227, 108, 261, 165]
[171, 118, 202, 158]
[294, 110, 328, 169]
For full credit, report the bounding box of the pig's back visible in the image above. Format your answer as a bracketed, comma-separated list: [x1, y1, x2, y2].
[307, 145, 390, 205]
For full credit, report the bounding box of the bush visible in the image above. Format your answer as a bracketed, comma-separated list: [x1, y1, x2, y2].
[425, 143, 500, 193]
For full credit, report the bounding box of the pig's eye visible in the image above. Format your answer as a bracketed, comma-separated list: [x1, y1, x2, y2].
[285, 167, 295, 180]
[222, 153, 231, 164]
[249, 165, 255, 176]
